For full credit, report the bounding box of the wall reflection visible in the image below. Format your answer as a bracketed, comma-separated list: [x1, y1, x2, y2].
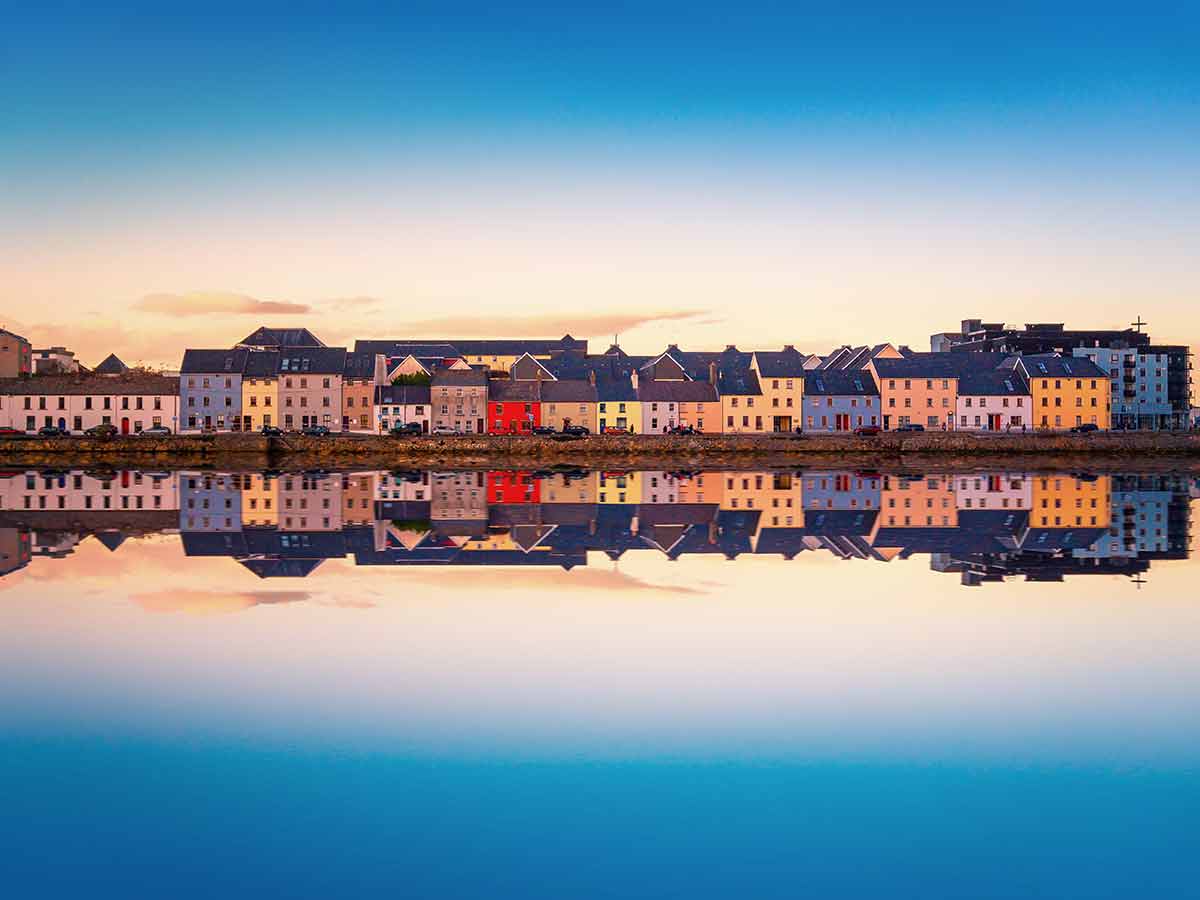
[1, 468, 1195, 584]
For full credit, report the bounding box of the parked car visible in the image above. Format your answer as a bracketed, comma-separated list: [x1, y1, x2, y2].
[853, 425, 881, 436]
[895, 423, 925, 432]
[431, 425, 460, 436]
[668, 424, 699, 435]
[139, 425, 172, 437]
[389, 422, 423, 436]
[562, 424, 590, 436]
[85, 423, 119, 438]
[1070, 423, 1100, 434]
[301, 425, 331, 437]
[0, 426, 24, 437]
[260, 425, 283, 436]
[603, 425, 631, 435]
[531, 425, 556, 435]
[38, 425, 69, 437]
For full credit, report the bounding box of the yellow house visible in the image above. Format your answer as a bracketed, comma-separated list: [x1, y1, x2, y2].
[239, 472, 278, 527]
[1017, 354, 1111, 430]
[241, 353, 279, 431]
[1030, 474, 1110, 529]
[595, 470, 641, 503]
[751, 347, 808, 432]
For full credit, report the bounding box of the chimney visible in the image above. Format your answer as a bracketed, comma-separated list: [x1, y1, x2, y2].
[631, 369, 639, 389]
[588, 369, 596, 386]
[725, 344, 737, 351]
[783, 344, 795, 352]
[708, 362, 718, 385]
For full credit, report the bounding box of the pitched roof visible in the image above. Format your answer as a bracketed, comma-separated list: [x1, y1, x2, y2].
[431, 368, 488, 387]
[637, 380, 719, 402]
[0, 373, 179, 396]
[803, 370, 878, 396]
[489, 380, 542, 402]
[540, 379, 597, 402]
[181, 348, 249, 374]
[0, 328, 29, 344]
[242, 351, 280, 378]
[92, 354, 128, 375]
[1017, 353, 1109, 379]
[753, 347, 808, 377]
[276, 347, 349, 375]
[872, 352, 1005, 379]
[355, 336, 586, 357]
[958, 367, 1029, 396]
[238, 326, 325, 348]
[375, 383, 431, 405]
[342, 351, 381, 378]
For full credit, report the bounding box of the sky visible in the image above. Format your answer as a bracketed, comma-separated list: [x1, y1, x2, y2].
[2, 2, 1198, 368]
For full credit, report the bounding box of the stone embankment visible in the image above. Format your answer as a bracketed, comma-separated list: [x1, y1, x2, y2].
[2, 431, 1198, 470]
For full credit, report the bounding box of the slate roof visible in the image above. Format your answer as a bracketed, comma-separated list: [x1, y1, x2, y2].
[276, 347, 349, 375]
[669, 347, 762, 396]
[753, 347, 808, 377]
[803, 370, 878, 396]
[540, 380, 597, 402]
[375, 384, 431, 405]
[1017, 354, 1109, 379]
[343, 351, 381, 378]
[431, 369, 488, 387]
[181, 349, 249, 374]
[0, 374, 180, 395]
[637, 380, 719, 402]
[872, 352, 1010, 380]
[92, 354, 128, 375]
[0, 328, 30, 344]
[958, 367, 1029, 396]
[367, 342, 462, 358]
[488, 381, 542, 403]
[242, 351, 280, 378]
[238, 327, 325, 348]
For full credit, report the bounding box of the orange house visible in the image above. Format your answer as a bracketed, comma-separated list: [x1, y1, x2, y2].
[869, 356, 960, 431]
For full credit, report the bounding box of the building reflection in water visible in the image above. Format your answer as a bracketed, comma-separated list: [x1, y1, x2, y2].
[0, 468, 1193, 584]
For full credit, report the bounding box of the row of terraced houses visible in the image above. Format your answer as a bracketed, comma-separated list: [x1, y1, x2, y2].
[0, 320, 1194, 433]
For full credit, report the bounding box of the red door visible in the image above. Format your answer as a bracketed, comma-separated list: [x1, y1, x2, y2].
[121, 417, 130, 435]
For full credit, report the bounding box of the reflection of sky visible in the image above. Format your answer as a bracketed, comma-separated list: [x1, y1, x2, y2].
[2, 530, 1199, 767]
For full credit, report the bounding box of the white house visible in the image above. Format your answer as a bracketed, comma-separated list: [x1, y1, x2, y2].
[374, 383, 432, 433]
[954, 367, 1030, 432]
[0, 373, 181, 434]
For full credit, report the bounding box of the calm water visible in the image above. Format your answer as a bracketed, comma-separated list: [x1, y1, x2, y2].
[2, 467, 1199, 898]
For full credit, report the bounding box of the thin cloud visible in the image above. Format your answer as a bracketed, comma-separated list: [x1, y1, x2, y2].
[323, 295, 383, 311]
[396, 309, 713, 337]
[135, 291, 311, 316]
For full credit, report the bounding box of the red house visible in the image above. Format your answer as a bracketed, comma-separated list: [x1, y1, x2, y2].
[486, 471, 541, 504]
[487, 381, 541, 434]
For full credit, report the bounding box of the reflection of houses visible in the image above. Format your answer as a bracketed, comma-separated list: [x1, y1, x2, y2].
[952, 473, 1032, 510]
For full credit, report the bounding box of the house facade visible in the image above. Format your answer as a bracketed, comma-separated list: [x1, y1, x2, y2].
[637, 380, 718, 433]
[375, 384, 431, 432]
[342, 352, 388, 432]
[802, 371, 880, 431]
[431, 369, 488, 433]
[277, 348, 347, 431]
[752, 347, 808, 431]
[0, 329, 32, 378]
[240, 351, 279, 431]
[1015, 354, 1111, 430]
[181, 349, 248, 431]
[954, 368, 1030, 431]
[0, 374, 180, 434]
[540, 380, 597, 432]
[488, 381, 541, 434]
[1072, 347, 1171, 430]
[869, 355, 962, 431]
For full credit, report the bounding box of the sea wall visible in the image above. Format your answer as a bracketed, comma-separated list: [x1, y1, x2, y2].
[2, 431, 1199, 469]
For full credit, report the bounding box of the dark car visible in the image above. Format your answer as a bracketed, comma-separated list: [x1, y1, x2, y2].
[38, 425, 69, 437]
[668, 424, 698, 435]
[1070, 423, 1100, 434]
[389, 422, 423, 436]
[85, 423, 119, 438]
[895, 423, 925, 432]
[531, 425, 556, 435]
[260, 425, 283, 436]
[139, 425, 172, 436]
[562, 424, 590, 436]
[853, 425, 881, 436]
[302, 425, 331, 437]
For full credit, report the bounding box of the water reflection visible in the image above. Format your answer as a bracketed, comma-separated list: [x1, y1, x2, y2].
[2, 468, 1195, 584]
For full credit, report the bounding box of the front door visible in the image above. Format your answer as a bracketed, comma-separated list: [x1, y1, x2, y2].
[121, 417, 130, 435]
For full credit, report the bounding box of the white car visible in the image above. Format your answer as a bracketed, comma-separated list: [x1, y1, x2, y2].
[431, 425, 460, 436]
